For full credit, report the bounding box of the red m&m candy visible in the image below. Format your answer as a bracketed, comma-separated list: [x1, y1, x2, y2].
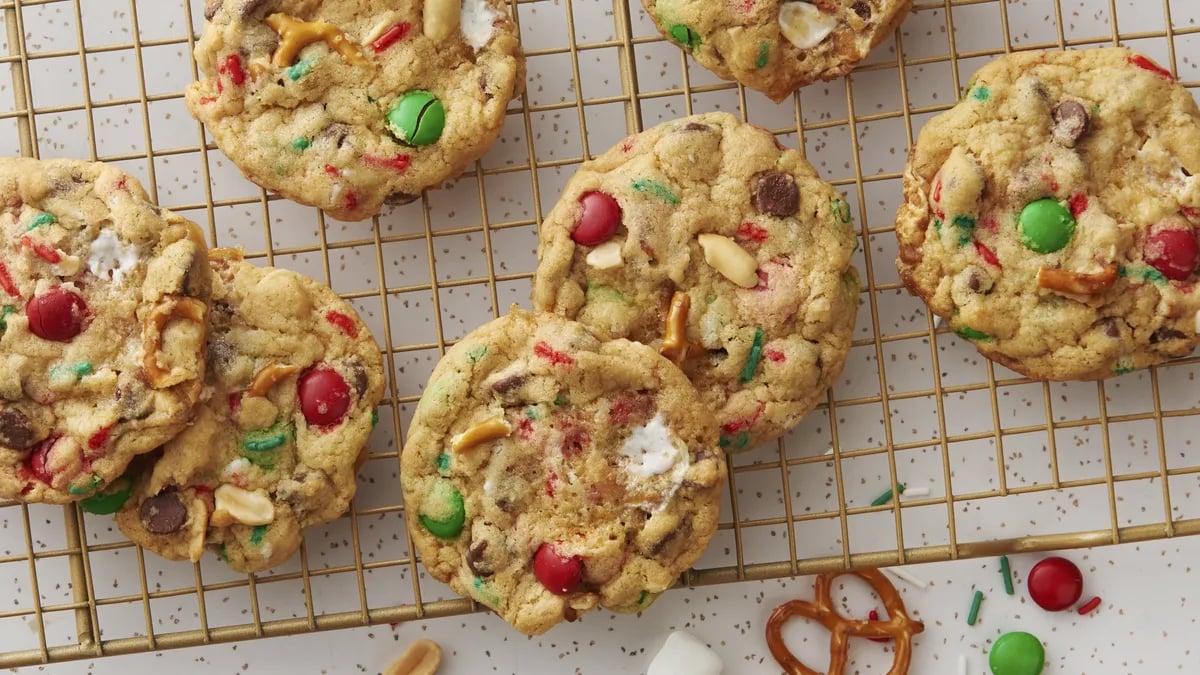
[1027, 556, 1083, 611]
[533, 543, 582, 595]
[298, 365, 351, 426]
[1144, 219, 1200, 281]
[571, 191, 621, 246]
[27, 287, 88, 342]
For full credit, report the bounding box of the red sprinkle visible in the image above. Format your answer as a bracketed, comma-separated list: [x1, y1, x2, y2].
[21, 236, 62, 264]
[325, 310, 359, 337]
[866, 610, 891, 642]
[517, 416, 534, 440]
[86, 425, 112, 452]
[619, 138, 634, 153]
[754, 268, 769, 289]
[199, 95, 218, 105]
[114, 176, 128, 191]
[363, 154, 412, 173]
[1077, 596, 1102, 615]
[721, 402, 765, 435]
[219, 54, 247, 87]
[736, 0, 754, 12]
[981, 216, 999, 233]
[765, 348, 786, 363]
[1129, 54, 1173, 80]
[1068, 192, 1089, 217]
[324, 164, 341, 177]
[736, 221, 769, 243]
[545, 470, 558, 497]
[0, 261, 20, 298]
[228, 392, 242, 414]
[345, 191, 359, 212]
[974, 240, 1001, 268]
[371, 22, 411, 52]
[534, 341, 575, 367]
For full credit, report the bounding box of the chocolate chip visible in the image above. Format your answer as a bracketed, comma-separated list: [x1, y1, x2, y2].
[490, 374, 526, 394]
[347, 360, 369, 396]
[466, 540, 492, 577]
[1052, 101, 1090, 147]
[493, 496, 513, 513]
[650, 527, 681, 556]
[0, 408, 35, 450]
[117, 379, 155, 421]
[563, 606, 580, 622]
[1097, 318, 1121, 338]
[140, 492, 187, 534]
[852, 1, 872, 19]
[316, 123, 352, 149]
[967, 271, 982, 292]
[203, 0, 222, 20]
[682, 122, 711, 132]
[752, 172, 799, 217]
[1151, 327, 1187, 344]
[385, 192, 420, 206]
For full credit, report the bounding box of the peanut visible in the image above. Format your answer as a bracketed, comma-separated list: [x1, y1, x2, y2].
[142, 296, 207, 388]
[384, 639, 442, 675]
[213, 484, 275, 526]
[265, 14, 369, 68]
[659, 292, 691, 365]
[697, 234, 759, 288]
[247, 363, 300, 398]
[422, 0, 461, 41]
[450, 416, 513, 453]
[585, 241, 624, 270]
[1037, 264, 1118, 297]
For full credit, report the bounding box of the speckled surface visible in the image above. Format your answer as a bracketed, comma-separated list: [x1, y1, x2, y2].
[3, 0, 1200, 672]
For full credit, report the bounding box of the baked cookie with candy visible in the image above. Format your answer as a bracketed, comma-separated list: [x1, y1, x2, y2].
[642, 0, 913, 102]
[896, 48, 1200, 380]
[187, 0, 524, 221]
[0, 159, 210, 504]
[532, 113, 859, 451]
[115, 249, 385, 572]
[401, 309, 726, 635]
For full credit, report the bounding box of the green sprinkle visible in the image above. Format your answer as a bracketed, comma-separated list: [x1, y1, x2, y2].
[952, 214, 977, 245]
[472, 577, 502, 606]
[553, 394, 568, 406]
[291, 137, 311, 151]
[972, 85, 990, 101]
[755, 42, 769, 68]
[1118, 265, 1168, 285]
[1093, 104, 1101, 115]
[719, 431, 750, 450]
[525, 407, 540, 420]
[250, 525, 267, 546]
[370, 409, 379, 428]
[933, 217, 943, 235]
[1114, 360, 1135, 375]
[955, 326, 993, 341]
[25, 212, 56, 231]
[241, 420, 294, 467]
[667, 23, 701, 51]
[999, 556, 1014, 596]
[637, 590, 650, 605]
[738, 328, 765, 383]
[0, 305, 12, 333]
[287, 57, 316, 81]
[832, 198, 853, 224]
[50, 361, 94, 384]
[67, 475, 103, 496]
[870, 483, 905, 507]
[467, 345, 489, 362]
[585, 282, 631, 305]
[631, 178, 680, 205]
[436, 452, 452, 474]
[967, 589, 984, 626]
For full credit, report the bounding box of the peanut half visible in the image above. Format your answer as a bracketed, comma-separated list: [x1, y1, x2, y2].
[422, 0, 461, 41]
[213, 484, 275, 527]
[585, 241, 624, 270]
[659, 291, 691, 365]
[697, 233, 759, 288]
[450, 416, 513, 453]
[1037, 263, 1118, 297]
[265, 14, 369, 68]
[384, 639, 442, 675]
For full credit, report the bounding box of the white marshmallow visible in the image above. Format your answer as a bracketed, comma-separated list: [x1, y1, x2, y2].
[778, 2, 839, 50]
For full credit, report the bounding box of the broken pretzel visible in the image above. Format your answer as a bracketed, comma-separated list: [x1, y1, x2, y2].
[142, 296, 207, 388]
[1037, 263, 1118, 297]
[659, 291, 691, 365]
[265, 13, 369, 68]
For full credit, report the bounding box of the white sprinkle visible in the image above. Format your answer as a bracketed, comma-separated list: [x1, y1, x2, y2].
[883, 566, 929, 589]
[901, 485, 930, 498]
[958, 654, 968, 675]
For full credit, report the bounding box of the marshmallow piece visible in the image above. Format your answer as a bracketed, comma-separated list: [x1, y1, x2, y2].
[778, 2, 839, 50]
[648, 631, 723, 675]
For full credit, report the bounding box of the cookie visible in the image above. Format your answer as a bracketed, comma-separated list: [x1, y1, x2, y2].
[532, 113, 859, 451]
[186, 0, 524, 221]
[642, 0, 913, 102]
[401, 309, 726, 635]
[115, 249, 385, 572]
[0, 159, 211, 504]
[895, 48, 1200, 380]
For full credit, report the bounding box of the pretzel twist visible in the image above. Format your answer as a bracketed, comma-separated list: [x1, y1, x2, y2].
[766, 569, 925, 675]
[142, 296, 207, 388]
[265, 13, 369, 68]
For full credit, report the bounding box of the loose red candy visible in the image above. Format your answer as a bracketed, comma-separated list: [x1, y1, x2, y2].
[298, 366, 351, 426]
[571, 191, 621, 246]
[533, 543, 582, 595]
[1027, 556, 1083, 611]
[27, 287, 88, 342]
[1144, 222, 1199, 281]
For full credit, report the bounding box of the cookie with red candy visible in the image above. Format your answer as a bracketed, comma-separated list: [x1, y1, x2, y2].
[896, 48, 1200, 379]
[115, 249, 385, 572]
[0, 158, 211, 504]
[401, 309, 726, 635]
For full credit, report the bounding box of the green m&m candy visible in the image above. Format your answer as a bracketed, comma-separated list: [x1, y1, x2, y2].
[989, 631, 1045, 675]
[418, 478, 465, 539]
[668, 24, 701, 50]
[80, 474, 132, 515]
[387, 90, 445, 146]
[1019, 198, 1076, 253]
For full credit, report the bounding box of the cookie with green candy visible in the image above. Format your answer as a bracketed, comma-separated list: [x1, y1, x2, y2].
[401, 309, 726, 635]
[115, 249, 385, 573]
[532, 112, 860, 451]
[186, 0, 524, 221]
[896, 48, 1200, 379]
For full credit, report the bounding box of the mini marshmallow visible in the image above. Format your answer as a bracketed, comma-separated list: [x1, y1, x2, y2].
[648, 631, 722, 675]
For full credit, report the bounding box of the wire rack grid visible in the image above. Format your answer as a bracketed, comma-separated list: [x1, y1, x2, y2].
[1, 0, 1200, 668]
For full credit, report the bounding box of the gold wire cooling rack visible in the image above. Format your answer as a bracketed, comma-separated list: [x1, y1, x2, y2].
[2, 0, 1200, 668]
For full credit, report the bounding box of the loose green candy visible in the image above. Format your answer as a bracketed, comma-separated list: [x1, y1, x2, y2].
[387, 91, 445, 146]
[668, 24, 701, 50]
[80, 474, 132, 515]
[419, 478, 465, 539]
[1019, 199, 1075, 253]
[988, 631, 1045, 675]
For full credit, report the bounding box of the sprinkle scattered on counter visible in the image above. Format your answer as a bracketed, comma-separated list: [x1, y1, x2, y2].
[1077, 596, 1102, 615]
[871, 482, 906, 506]
[1000, 555, 1015, 595]
[883, 566, 929, 590]
[901, 485, 930, 499]
[966, 589, 983, 626]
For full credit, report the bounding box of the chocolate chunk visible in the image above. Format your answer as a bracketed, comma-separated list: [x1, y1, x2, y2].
[140, 492, 187, 535]
[1052, 101, 1090, 147]
[490, 374, 526, 394]
[385, 192, 420, 206]
[1097, 318, 1121, 338]
[683, 122, 711, 132]
[347, 360, 369, 396]
[117, 379, 155, 421]
[851, 1, 872, 20]
[752, 172, 800, 217]
[967, 271, 982, 292]
[0, 408, 35, 450]
[493, 496, 514, 513]
[316, 123, 352, 149]
[1151, 327, 1187, 344]
[466, 540, 492, 577]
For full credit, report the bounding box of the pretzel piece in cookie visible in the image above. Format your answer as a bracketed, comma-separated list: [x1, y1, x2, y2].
[1037, 263, 1118, 297]
[265, 13, 369, 68]
[766, 568, 925, 675]
[142, 296, 207, 388]
[659, 292, 691, 365]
